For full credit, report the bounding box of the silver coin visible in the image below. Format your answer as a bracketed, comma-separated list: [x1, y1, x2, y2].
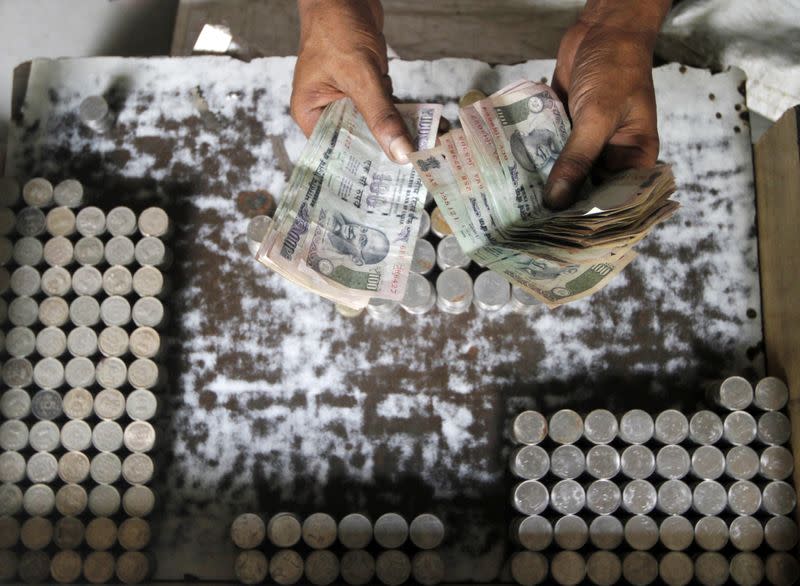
[63, 387, 93, 420]
[624, 515, 658, 551]
[0, 388, 31, 419]
[53, 179, 84, 208]
[67, 326, 97, 357]
[103, 265, 133, 296]
[22, 178, 53, 207]
[409, 514, 444, 550]
[338, 513, 373, 549]
[29, 420, 60, 452]
[45, 206, 76, 236]
[37, 326, 67, 358]
[583, 409, 618, 444]
[93, 420, 125, 452]
[72, 265, 103, 296]
[31, 388, 62, 420]
[374, 513, 408, 549]
[106, 206, 137, 236]
[549, 409, 583, 445]
[511, 411, 547, 445]
[138, 207, 170, 238]
[94, 388, 126, 420]
[619, 409, 654, 444]
[511, 515, 552, 552]
[654, 409, 689, 444]
[75, 206, 106, 236]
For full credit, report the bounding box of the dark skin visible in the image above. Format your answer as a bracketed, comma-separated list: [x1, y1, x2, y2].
[291, 0, 671, 210]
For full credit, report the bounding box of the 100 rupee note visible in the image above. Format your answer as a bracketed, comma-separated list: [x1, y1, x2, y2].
[258, 99, 442, 308]
[411, 79, 679, 308]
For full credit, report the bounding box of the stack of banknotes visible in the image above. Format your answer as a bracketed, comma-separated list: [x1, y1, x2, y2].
[257, 98, 442, 309]
[410, 80, 679, 307]
[257, 80, 678, 309]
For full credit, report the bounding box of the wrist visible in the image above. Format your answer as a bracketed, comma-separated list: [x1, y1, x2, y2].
[298, 0, 383, 23]
[297, 0, 383, 42]
[579, 0, 671, 37]
[297, 0, 326, 15]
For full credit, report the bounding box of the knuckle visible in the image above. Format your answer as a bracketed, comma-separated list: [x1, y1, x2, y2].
[345, 56, 384, 89]
[557, 150, 594, 178]
[289, 99, 301, 124]
[640, 133, 660, 157]
[366, 106, 402, 135]
[289, 91, 300, 113]
[289, 93, 306, 123]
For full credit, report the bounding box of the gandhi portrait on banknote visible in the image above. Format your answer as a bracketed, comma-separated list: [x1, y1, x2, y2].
[509, 127, 561, 176]
[325, 210, 390, 266]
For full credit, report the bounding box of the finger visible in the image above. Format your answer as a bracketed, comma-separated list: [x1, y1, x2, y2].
[550, 65, 569, 106]
[291, 101, 322, 138]
[290, 78, 345, 137]
[550, 24, 587, 107]
[544, 114, 614, 210]
[381, 74, 393, 96]
[600, 136, 659, 172]
[366, 0, 384, 30]
[346, 70, 413, 164]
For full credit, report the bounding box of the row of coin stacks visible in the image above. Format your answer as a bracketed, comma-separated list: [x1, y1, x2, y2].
[0, 177, 169, 584]
[231, 511, 445, 584]
[507, 376, 799, 585]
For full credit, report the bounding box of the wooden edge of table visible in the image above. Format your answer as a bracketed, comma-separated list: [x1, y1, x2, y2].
[754, 106, 800, 530]
[170, 0, 196, 56]
[1, 60, 32, 175]
[10, 61, 32, 123]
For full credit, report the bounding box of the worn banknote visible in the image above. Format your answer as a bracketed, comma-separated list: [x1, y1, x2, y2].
[411, 80, 678, 308]
[463, 80, 570, 225]
[258, 99, 442, 308]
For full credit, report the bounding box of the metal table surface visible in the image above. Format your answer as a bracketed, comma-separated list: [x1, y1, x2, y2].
[5, 56, 762, 581]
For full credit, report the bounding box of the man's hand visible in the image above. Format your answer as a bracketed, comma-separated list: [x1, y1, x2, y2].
[291, 0, 413, 163]
[545, 0, 671, 210]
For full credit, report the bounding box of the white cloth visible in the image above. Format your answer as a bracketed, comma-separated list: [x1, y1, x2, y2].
[657, 0, 800, 121]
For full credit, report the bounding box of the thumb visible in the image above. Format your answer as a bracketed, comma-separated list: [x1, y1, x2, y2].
[544, 115, 613, 210]
[348, 71, 413, 164]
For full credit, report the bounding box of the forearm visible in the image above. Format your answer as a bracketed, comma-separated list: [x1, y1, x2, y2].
[579, 0, 671, 35]
[291, 0, 409, 159]
[297, 0, 384, 32]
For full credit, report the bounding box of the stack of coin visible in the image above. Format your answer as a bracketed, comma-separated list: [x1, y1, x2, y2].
[472, 271, 510, 313]
[508, 377, 798, 586]
[0, 183, 170, 584]
[246, 215, 271, 257]
[401, 273, 436, 315]
[78, 95, 112, 133]
[229, 512, 445, 585]
[231, 513, 269, 584]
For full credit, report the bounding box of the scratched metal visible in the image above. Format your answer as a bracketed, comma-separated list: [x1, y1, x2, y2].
[5, 57, 762, 580]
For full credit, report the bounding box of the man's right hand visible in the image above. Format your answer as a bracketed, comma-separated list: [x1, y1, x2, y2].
[291, 0, 414, 164]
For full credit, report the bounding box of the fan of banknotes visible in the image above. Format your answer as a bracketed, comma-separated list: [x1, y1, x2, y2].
[257, 80, 678, 309]
[410, 80, 679, 307]
[256, 99, 442, 309]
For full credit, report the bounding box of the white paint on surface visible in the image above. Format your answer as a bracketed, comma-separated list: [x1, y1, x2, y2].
[6, 56, 764, 581]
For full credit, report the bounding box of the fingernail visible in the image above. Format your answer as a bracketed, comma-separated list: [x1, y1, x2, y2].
[389, 135, 414, 164]
[544, 179, 573, 210]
